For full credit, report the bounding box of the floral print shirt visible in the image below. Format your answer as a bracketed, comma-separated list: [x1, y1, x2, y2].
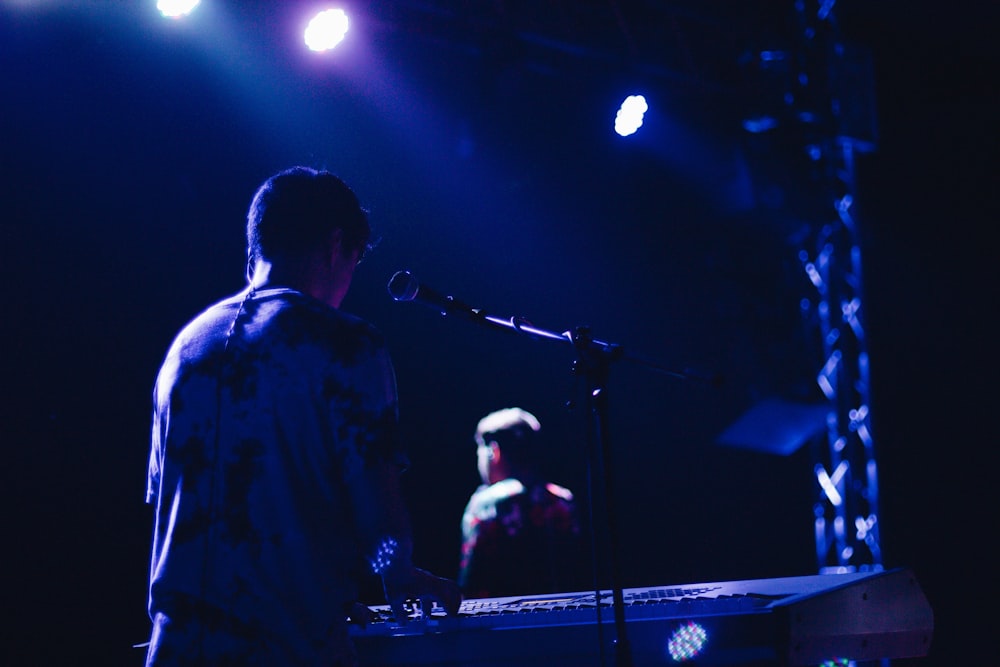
[458, 476, 585, 599]
[145, 288, 405, 667]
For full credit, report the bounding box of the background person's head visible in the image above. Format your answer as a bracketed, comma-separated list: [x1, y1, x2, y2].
[474, 407, 542, 485]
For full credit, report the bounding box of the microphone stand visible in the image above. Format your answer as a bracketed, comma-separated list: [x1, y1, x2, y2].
[570, 325, 632, 667]
[392, 278, 706, 667]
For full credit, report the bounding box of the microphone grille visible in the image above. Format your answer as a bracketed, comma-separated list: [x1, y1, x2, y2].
[387, 270, 419, 302]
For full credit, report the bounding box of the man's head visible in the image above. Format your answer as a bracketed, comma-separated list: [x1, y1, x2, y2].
[474, 407, 541, 485]
[247, 166, 372, 266]
[246, 166, 374, 306]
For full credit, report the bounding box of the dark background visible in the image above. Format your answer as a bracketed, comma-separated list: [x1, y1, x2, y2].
[2, 1, 995, 665]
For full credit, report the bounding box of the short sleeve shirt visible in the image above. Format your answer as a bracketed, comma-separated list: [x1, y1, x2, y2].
[145, 288, 402, 666]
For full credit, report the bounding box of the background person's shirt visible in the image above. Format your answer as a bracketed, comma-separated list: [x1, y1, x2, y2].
[458, 476, 586, 599]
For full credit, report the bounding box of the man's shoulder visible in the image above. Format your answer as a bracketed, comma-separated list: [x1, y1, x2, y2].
[466, 479, 525, 514]
[166, 292, 248, 358]
[543, 482, 574, 502]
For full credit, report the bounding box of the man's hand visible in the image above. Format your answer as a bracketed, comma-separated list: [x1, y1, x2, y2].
[382, 567, 463, 623]
[345, 601, 375, 626]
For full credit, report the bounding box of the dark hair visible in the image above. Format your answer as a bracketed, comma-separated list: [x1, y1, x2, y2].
[246, 166, 375, 264]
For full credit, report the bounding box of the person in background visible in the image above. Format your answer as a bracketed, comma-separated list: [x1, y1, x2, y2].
[457, 407, 588, 599]
[143, 166, 461, 667]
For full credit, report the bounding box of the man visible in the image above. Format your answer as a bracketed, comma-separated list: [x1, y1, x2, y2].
[458, 407, 588, 599]
[143, 166, 460, 666]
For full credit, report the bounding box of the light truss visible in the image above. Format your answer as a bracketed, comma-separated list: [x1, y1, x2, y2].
[789, 0, 883, 573]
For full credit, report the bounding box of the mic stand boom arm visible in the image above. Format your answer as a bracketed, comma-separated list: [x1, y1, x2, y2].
[431, 295, 697, 383]
[387, 268, 703, 382]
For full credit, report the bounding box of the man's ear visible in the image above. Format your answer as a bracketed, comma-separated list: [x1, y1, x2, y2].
[330, 227, 344, 252]
[328, 228, 345, 261]
[487, 442, 501, 463]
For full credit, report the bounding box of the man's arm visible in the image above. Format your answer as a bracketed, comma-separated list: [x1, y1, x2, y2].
[341, 341, 461, 620]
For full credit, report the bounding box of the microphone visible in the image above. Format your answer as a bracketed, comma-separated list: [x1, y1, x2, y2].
[387, 270, 480, 320]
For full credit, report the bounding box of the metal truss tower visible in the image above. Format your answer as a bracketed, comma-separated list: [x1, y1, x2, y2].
[788, 0, 884, 574]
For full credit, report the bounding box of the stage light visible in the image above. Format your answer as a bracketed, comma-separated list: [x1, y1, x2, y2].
[742, 116, 778, 133]
[156, 0, 199, 19]
[666, 621, 708, 661]
[614, 94, 648, 137]
[304, 8, 349, 52]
